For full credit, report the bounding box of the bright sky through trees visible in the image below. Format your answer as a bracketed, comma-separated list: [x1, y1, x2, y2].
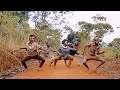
[28, 11, 120, 44]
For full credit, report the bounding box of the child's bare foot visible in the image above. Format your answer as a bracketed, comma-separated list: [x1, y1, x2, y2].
[78, 63, 81, 67]
[38, 68, 42, 71]
[22, 68, 28, 72]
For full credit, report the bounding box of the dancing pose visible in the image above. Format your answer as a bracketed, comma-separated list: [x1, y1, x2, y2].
[69, 39, 83, 66]
[21, 34, 45, 71]
[82, 37, 107, 72]
[51, 39, 77, 67]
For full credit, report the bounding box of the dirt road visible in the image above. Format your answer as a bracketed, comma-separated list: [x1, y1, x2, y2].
[8, 57, 110, 79]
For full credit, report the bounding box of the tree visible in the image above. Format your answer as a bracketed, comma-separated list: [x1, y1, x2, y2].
[77, 14, 114, 39]
[108, 38, 120, 49]
[11, 11, 31, 24]
[108, 38, 120, 58]
[67, 32, 77, 43]
[0, 11, 62, 50]
[66, 31, 91, 51]
[31, 11, 72, 30]
[77, 21, 94, 37]
[101, 41, 107, 48]
[0, 11, 3, 26]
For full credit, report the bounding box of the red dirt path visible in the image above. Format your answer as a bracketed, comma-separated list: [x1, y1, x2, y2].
[8, 57, 110, 79]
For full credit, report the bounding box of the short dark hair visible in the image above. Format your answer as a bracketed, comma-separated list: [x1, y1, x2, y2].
[29, 34, 36, 38]
[62, 39, 68, 44]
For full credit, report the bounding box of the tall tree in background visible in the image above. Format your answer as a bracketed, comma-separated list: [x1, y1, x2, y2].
[77, 14, 114, 39]
[77, 21, 94, 38]
[92, 14, 114, 38]
[11, 11, 31, 24]
[31, 11, 72, 30]
[108, 38, 120, 58]
[0, 11, 62, 49]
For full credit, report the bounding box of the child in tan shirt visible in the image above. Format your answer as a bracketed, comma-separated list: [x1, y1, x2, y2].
[21, 34, 45, 71]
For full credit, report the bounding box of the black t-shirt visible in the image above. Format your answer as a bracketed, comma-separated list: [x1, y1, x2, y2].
[69, 46, 79, 55]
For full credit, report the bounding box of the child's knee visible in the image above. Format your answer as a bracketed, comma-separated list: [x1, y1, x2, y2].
[69, 57, 73, 61]
[102, 60, 105, 63]
[82, 59, 87, 63]
[21, 60, 25, 63]
[70, 59, 73, 61]
[43, 60, 45, 62]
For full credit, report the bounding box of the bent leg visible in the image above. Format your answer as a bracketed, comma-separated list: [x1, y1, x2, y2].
[49, 55, 55, 66]
[82, 56, 90, 70]
[34, 55, 45, 68]
[66, 55, 74, 67]
[64, 60, 67, 66]
[54, 56, 61, 66]
[86, 55, 105, 72]
[21, 56, 32, 69]
[94, 57, 105, 72]
[78, 54, 84, 66]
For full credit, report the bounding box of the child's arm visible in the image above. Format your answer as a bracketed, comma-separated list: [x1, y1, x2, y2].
[97, 50, 108, 55]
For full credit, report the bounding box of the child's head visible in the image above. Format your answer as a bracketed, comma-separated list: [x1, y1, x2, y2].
[29, 34, 37, 42]
[62, 39, 69, 46]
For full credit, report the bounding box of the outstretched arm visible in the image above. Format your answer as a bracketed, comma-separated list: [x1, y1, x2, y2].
[69, 47, 77, 51]
[97, 50, 108, 55]
[56, 47, 63, 56]
[97, 51, 104, 54]
[20, 48, 27, 50]
[49, 47, 57, 52]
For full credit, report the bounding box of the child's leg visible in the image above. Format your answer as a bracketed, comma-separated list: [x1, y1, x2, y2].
[54, 56, 61, 66]
[66, 55, 73, 67]
[78, 54, 84, 66]
[64, 60, 67, 66]
[21, 56, 32, 69]
[34, 55, 45, 68]
[49, 55, 55, 66]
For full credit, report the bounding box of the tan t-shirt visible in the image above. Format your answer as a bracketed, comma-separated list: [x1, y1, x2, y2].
[27, 42, 40, 56]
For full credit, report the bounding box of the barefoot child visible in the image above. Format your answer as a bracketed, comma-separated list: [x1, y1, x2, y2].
[82, 37, 107, 72]
[21, 34, 45, 71]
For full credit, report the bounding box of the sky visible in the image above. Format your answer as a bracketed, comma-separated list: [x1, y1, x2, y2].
[28, 11, 120, 44]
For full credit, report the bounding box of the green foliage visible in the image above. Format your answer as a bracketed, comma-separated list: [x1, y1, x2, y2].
[0, 12, 116, 57]
[108, 38, 120, 49]
[77, 14, 114, 39]
[36, 25, 61, 50]
[67, 31, 91, 51]
[31, 11, 72, 29]
[0, 11, 61, 50]
[11, 11, 30, 24]
[103, 48, 116, 58]
[67, 32, 76, 42]
[67, 32, 81, 43]
[91, 14, 107, 23]
[78, 21, 94, 35]
[76, 32, 91, 50]
[107, 38, 120, 58]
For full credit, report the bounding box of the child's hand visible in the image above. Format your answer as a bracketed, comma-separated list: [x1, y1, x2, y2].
[77, 48, 80, 51]
[38, 45, 42, 48]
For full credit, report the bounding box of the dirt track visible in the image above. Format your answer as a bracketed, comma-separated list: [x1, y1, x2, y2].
[8, 57, 110, 79]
